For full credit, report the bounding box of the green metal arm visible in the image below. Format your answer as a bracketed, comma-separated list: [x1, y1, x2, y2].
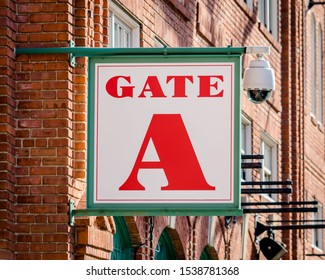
[15, 41, 246, 67]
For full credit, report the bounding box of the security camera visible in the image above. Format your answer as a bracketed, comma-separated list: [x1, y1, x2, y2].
[243, 48, 275, 104]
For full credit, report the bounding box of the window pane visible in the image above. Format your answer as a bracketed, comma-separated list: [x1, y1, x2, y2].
[119, 26, 124, 47]
[318, 27, 323, 123]
[258, 0, 278, 39]
[264, 143, 272, 170]
[261, 138, 277, 200]
[313, 203, 323, 249]
[126, 32, 131, 48]
[114, 22, 119, 47]
[258, 0, 265, 24]
[311, 16, 317, 115]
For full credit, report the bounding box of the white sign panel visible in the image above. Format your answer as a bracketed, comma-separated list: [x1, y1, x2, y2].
[91, 62, 236, 205]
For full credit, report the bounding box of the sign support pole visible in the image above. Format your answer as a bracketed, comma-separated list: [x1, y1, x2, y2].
[16, 43, 246, 60]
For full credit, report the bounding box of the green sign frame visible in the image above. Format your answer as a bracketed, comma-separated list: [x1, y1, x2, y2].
[87, 48, 243, 216]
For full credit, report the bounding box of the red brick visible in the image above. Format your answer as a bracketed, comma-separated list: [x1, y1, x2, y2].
[17, 234, 42, 243]
[16, 176, 41, 185]
[18, 101, 42, 109]
[43, 119, 67, 128]
[31, 243, 56, 252]
[16, 215, 36, 223]
[29, 33, 56, 42]
[42, 23, 69, 32]
[43, 233, 69, 243]
[14, 243, 30, 252]
[31, 130, 57, 138]
[16, 253, 42, 260]
[42, 176, 68, 185]
[22, 139, 35, 147]
[29, 205, 56, 214]
[17, 158, 41, 166]
[43, 253, 69, 260]
[30, 167, 56, 176]
[18, 24, 42, 33]
[48, 139, 68, 147]
[18, 120, 42, 128]
[30, 13, 56, 23]
[31, 224, 57, 234]
[18, 4, 42, 14]
[35, 139, 47, 147]
[48, 215, 68, 223]
[31, 72, 56, 80]
[42, 195, 68, 204]
[35, 215, 48, 223]
[43, 100, 68, 109]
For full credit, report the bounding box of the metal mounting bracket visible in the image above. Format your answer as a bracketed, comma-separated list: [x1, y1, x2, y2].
[69, 200, 75, 226]
[69, 40, 76, 68]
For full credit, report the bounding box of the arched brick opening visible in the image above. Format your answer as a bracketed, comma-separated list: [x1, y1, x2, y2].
[74, 215, 114, 260]
[154, 227, 186, 260]
[200, 245, 218, 260]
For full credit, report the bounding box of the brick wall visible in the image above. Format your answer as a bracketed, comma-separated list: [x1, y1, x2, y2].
[14, 0, 76, 259]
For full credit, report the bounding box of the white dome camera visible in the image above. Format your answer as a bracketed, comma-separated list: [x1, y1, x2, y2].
[243, 48, 275, 104]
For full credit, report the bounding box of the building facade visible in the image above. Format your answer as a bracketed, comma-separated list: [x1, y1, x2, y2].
[0, 0, 324, 260]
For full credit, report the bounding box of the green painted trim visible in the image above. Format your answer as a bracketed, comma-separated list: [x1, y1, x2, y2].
[111, 217, 133, 260]
[155, 229, 177, 260]
[113, 217, 132, 247]
[16, 46, 246, 57]
[72, 208, 243, 217]
[234, 56, 242, 212]
[200, 247, 210, 260]
[87, 58, 96, 212]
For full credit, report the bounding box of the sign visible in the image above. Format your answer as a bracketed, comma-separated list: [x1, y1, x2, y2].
[87, 49, 242, 216]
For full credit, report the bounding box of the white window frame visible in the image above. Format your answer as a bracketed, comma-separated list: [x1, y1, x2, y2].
[258, 0, 278, 40]
[311, 15, 317, 117]
[260, 132, 278, 201]
[318, 24, 323, 124]
[241, 115, 252, 182]
[312, 202, 323, 251]
[109, 1, 140, 48]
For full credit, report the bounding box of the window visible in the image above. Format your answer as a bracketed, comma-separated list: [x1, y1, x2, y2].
[109, 1, 140, 48]
[260, 134, 278, 200]
[318, 24, 323, 124]
[258, 0, 278, 40]
[312, 202, 323, 250]
[311, 16, 317, 116]
[309, 16, 324, 123]
[241, 116, 252, 182]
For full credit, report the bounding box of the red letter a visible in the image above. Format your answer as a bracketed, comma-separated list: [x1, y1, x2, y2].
[119, 114, 215, 191]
